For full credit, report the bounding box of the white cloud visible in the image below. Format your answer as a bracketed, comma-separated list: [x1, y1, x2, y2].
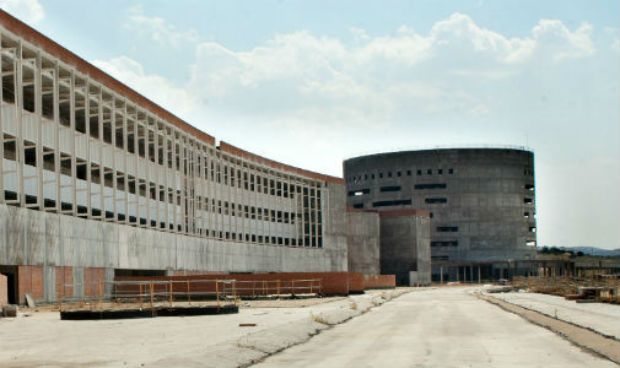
[0, 0, 44, 24]
[531, 20, 594, 61]
[125, 5, 198, 47]
[92, 56, 197, 117]
[100, 12, 598, 134]
[606, 27, 620, 53]
[181, 13, 594, 125]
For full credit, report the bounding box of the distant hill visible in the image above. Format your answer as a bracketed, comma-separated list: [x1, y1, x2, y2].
[555, 246, 620, 257]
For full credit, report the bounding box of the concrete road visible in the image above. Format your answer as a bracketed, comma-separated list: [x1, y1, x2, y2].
[253, 287, 617, 368]
[490, 291, 620, 339]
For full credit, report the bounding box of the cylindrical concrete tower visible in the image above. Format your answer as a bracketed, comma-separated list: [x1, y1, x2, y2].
[343, 148, 537, 281]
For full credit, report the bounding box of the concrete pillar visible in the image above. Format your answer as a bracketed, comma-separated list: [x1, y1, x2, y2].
[469, 265, 473, 283]
[440, 266, 443, 284]
[456, 267, 460, 282]
[478, 266, 481, 284]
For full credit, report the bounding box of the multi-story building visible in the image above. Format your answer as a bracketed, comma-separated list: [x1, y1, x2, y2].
[0, 11, 348, 304]
[344, 148, 537, 281]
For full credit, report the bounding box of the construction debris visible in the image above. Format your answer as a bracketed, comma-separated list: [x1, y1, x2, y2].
[511, 276, 620, 304]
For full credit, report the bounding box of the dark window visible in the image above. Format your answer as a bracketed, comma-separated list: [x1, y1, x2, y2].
[425, 197, 447, 204]
[407, 170, 412, 176]
[379, 172, 383, 178]
[372, 199, 412, 207]
[427, 169, 432, 175]
[525, 184, 535, 190]
[371, 174, 375, 179]
[448, 168, 454, 174]
[414, 183, 447, 190]
[380, 185, 401, 192]
[387, 171, 392, 177]
[397, 171, 401, 177]
[24, 146, 36, 166]
[438, 169, 443, 175]
[431, 255, 450, 261]
[437, 226, 458, 232]
[352, 203, 364, 209]
[431, 240, 458, 247]
[524, 197, 533, 204]
[417, 170, 422, 176]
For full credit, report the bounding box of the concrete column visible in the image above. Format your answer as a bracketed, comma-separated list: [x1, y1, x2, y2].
[440, 266, 444, 284]
[478, 266, 481, 284]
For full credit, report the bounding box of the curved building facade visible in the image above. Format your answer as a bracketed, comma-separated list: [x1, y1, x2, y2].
[0, 10, 349, 304]
[343, 148, 537, 281]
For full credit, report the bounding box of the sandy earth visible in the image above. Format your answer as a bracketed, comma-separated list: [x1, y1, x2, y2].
[0, 290, 401, 368]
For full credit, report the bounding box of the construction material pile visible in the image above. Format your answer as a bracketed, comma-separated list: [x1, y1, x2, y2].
[512, 276, 620, 304]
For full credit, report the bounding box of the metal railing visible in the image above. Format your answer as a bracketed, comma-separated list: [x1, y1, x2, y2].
[58, 278, 322, 311]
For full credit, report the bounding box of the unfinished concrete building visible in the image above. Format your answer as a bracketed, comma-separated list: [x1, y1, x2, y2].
[346, 208, 431, 286]
[344, 148, 537, 282]
[0, 11, 349, 304]
[379, 210, 431, 286]
[346, 209, 380, 275]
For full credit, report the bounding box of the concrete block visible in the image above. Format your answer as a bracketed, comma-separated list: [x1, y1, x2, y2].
[2, 304, 17, 317]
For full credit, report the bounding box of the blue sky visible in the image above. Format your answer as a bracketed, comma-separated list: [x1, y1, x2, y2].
[1, 0, 619, 249]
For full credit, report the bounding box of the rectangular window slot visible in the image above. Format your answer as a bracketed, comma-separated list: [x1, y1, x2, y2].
[352, 203, 364, 209]
[525, 184, 535, 191]
[524, 198, 533, 204]
[380, 185, 401, 192]
[431, 240, 458, 247]
[372, 199, 412, 207]
[425, 197, 447, 204]
[415, 183, 447, 190]
[348, 188, 370, 197]
[437, 226, 458, 232]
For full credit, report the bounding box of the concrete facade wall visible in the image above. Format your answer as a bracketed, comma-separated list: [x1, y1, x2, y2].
[0, 273, 7, 306]
[379, 214, 431, 286]
[346, 210, 380, 275]
[0, 14, 350, 305]
[413, 215, 431, 285]
[344, 148, 537, 279]
[0, 186, 348, 303]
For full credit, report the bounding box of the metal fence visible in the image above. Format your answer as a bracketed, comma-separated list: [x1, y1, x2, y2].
[58, 278, 322, 311]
